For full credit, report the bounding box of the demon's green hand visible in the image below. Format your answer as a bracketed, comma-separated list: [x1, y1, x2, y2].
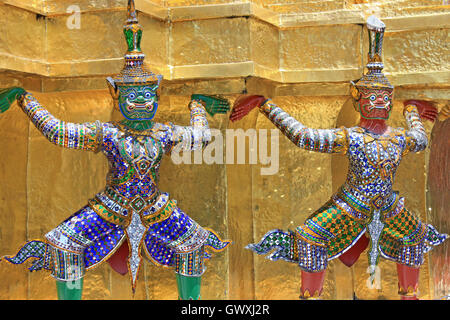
[191, 94, 230, 117]
[0, 87, 26, 113]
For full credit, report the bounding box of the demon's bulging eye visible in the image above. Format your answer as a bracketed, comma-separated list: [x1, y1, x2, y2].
[127, 90, 137, 100]
[383, 95, 389, 102]
[144, 91, 153, 99]
[369, 94, 376, 101]
[142, 87, 157, 99]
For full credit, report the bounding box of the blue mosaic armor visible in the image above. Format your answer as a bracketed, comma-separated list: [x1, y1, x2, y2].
[3, 95, 230, 290]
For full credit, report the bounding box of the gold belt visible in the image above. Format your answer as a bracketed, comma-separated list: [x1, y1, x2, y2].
[88, 189, 176, 227]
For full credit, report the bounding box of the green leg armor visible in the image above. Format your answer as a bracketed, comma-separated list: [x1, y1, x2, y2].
[56, 278, 84, 300]
[176, 274, 202, 300]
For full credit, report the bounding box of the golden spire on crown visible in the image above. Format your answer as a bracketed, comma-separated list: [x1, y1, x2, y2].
[110, 0, 162, 87]
[351, 15, 393, 95]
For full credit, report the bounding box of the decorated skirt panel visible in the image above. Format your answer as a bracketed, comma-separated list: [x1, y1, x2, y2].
[247, 199, 447, 273]
[142, 206, 199, 267]
[146, 231, 230, 277]
[379, 207, 448, 267]
[246, 228, 329, 273]
[46, 206, 125, 272]
[2, 205, 125, 281]
[247, 202, 368, 273]
[296, 202, 367, 260]
[168, 223, 210, 254]
[143, 229, 230, 270]
[145, 206, 210, 255]
[4, 204, 230, 285]
[142, 209, 231, 268]
[143, 232, 176, 266]
[382, 206, 425, 246]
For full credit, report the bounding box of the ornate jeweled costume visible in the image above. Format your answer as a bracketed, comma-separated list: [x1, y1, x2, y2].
[4, 94, 228, 289]
[236, 16, 448, 299]
[1, 0, 230, 299]
[249, 101, 446, 273]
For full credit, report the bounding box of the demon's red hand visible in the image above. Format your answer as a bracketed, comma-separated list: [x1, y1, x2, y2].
[229, 95, 267, 122]
[404, 100, 438, 122]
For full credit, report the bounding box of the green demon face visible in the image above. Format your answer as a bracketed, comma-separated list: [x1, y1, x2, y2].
[118, 84, 159, 121]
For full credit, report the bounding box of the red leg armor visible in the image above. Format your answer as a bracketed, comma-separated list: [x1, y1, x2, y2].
[300, 270, 326, 299]
[397, 263, 420, 300]
[338, 234, 369, 267]
[107, 241, 129, 276]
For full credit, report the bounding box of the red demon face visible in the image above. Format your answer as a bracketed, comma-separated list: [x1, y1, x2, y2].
[356, 87, 393, 120]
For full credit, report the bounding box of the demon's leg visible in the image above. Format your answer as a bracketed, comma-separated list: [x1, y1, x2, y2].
[338, 234, 370, 267]
[397, 263, 420, 300]
[300, 270, 326, 299]
[176, 274, 202, 300]
[174, 245, 205, 300]
[56, 278, 84, 300]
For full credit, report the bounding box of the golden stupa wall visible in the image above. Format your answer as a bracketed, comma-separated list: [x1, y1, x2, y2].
[0, 0, 448, 300]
